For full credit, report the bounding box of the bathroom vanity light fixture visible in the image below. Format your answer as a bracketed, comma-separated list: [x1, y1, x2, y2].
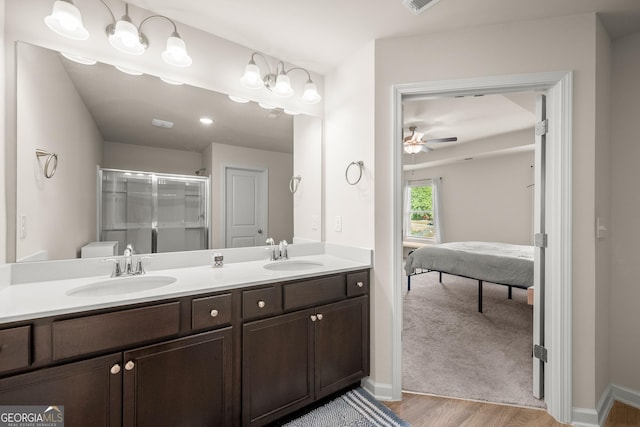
[45, 1, 192, 67]
[240, 52, 321, 104]
[60, 51, 96, 65]
[44, 0, 89, 40]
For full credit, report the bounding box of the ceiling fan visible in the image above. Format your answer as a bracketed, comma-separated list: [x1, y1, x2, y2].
[403, 126, 457, 154]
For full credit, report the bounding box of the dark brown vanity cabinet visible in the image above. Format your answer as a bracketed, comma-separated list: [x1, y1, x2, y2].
[242, 272, 370, 427]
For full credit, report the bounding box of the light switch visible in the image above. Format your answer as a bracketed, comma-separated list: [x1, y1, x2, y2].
[334, 215, 342, 232]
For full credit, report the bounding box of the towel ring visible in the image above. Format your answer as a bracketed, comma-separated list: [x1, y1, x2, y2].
[345, 161, 364, 185]
[35, 149, 58, 179]
[289, 175, 302, 194]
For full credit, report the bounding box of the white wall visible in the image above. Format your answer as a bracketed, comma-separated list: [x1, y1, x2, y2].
[364, 13, 603, 411]
[103, 141, 203, 176]
[293, 115, 322, 242]
[610, 31, 640, 395]
[406, 149, 534, 245]
[594, 17, 612, 406]
[324, 42, 375, 249]
[207, 143, 293, 248]
[0, 0, 6, 264]
[16, 42, 102, 261]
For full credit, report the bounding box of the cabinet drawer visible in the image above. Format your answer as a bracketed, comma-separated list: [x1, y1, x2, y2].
[243, 287, 277, 320]
[192, 293, 232, 330]
[283, 275, 345, 311]
[52, 302, 181, 360]
[0, 326, 31, 373]
[347, 271, 369, 297]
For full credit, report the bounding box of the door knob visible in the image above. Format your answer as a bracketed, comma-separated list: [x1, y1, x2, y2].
[257, 300, 266, 308]
[257, 229, 263, 234]
[317, 313, 323, 320]
[110, 364, 121, 375]
[310, 315, 317, 322]
[357, 281, 364, 288]
[125, 360, 135, 371]
[210, 309, 219, 318]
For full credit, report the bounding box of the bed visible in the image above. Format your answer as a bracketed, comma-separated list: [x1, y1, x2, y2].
[404, 241, 534, 312]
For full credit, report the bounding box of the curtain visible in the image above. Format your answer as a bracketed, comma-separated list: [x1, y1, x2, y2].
[432, 177, 444, 244]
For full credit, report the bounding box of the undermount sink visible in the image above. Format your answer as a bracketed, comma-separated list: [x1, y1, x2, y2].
[67, 275, 176, 297]
[263, 260, 324, 272]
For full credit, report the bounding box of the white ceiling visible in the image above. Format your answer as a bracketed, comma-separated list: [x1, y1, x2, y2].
[128, 0, 640, 74]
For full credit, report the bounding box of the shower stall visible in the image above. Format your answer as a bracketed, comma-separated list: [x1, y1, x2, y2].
[98, 168, 210, 255]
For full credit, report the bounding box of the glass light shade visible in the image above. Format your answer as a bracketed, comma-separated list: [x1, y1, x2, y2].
[114, 65, 143, 76]
[301, 81, 321, 104]
[258, 102, 276, 110]
[403, 143, 424, 154]
[109, 20, 145, 55]
[228, 95, 250, 103]
[60, 52, 96, 65]
[240, 63, 264, 89]
[44, 1, 89, 40]
[273, 74, 294, 98]
[161, 35, 192, 67]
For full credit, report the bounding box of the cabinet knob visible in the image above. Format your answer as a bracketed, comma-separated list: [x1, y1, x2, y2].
[125, 360, 135, 371]
[316, 313, 323, 320]
[257, 300, 266, 309]
[357, 281, 364, 288]
[110, 364, 121, 375]
[310, 315, 317, 322]
[210, 309, 219, 318]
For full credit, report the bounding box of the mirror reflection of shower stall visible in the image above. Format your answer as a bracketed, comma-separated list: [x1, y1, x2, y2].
[99, 168, 210, 255]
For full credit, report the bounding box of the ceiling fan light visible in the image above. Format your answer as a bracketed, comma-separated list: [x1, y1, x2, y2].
[44, 0, 89, 40]
[162, 33, 192, 67]
[273, 74, 294, 98]
[301, 81, 321, 104]
[109, 19, 145, 55]
[240, 62, 264, 89]
[403, 143, 424, 154]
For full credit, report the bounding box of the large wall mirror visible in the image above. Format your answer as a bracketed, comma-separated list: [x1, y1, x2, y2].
[15, 42, 320, 262]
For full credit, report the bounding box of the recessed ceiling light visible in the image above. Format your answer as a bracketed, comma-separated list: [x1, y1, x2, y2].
[60, 52, 96, 65]
[151, 118, 174, 129]
[114, 65, 143, 76]
[200, 117, 214, 125]
[229, 95, 250, 103]
[160, 76, 183, 85]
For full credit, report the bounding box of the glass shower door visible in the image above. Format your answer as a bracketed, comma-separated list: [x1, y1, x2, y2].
[100, 170, 153, 255]
[99, 169, 209, 255]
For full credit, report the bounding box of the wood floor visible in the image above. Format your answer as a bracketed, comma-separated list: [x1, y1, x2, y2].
[384, 392, 640, 427]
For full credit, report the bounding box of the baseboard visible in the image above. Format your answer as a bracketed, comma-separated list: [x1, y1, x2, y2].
[361, 377, 393, 401]
[571, 383, 640, 427]
[611, 384, 640, 410]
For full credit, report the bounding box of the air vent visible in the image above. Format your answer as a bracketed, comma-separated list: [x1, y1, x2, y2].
[403, 0, 443, 15]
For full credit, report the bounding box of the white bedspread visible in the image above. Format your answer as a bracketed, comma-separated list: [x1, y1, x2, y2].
[404, 241, 534, 288]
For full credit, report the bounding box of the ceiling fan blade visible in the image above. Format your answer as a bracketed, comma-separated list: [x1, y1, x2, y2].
[425, 136, 457, 143]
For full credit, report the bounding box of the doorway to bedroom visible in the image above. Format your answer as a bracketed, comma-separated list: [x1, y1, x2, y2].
[399, 88, 544, 407]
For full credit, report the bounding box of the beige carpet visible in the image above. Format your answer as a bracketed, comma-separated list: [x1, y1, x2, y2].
[402, 271, 545, 408]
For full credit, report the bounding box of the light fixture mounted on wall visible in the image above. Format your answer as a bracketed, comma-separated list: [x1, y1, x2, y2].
[240, 52, 321, 104]
[44, 0, 192, 68]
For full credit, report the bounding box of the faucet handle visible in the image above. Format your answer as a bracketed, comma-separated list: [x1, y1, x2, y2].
[135, 256, 151, 275]
[124, 244, 134, 256]
[265, 237, 275, 246]
[105, 258, 122, 277]
[279, 240, 288, 259]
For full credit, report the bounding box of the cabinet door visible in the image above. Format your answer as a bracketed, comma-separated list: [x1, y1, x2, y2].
[0, 353, 122, 427]
[242, 309, 314, 426]
[122, 328, 233, 427]
[315, 296, 370, 399]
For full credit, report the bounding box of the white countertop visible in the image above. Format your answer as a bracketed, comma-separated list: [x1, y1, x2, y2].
[0, 244, 372, 324]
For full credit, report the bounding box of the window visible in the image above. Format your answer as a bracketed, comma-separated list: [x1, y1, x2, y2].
[404, 179, 436, 241]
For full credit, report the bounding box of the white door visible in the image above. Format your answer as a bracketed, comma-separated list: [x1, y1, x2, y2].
[225, 167, 267, 248]
[532, 94, 547, 399]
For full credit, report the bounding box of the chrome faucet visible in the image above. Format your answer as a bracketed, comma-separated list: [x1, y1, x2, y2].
[106, 244, 148, 277]
[266, 237, 278, 261]
[123, 244, 134, 275]
[279, 240, 288, 260]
